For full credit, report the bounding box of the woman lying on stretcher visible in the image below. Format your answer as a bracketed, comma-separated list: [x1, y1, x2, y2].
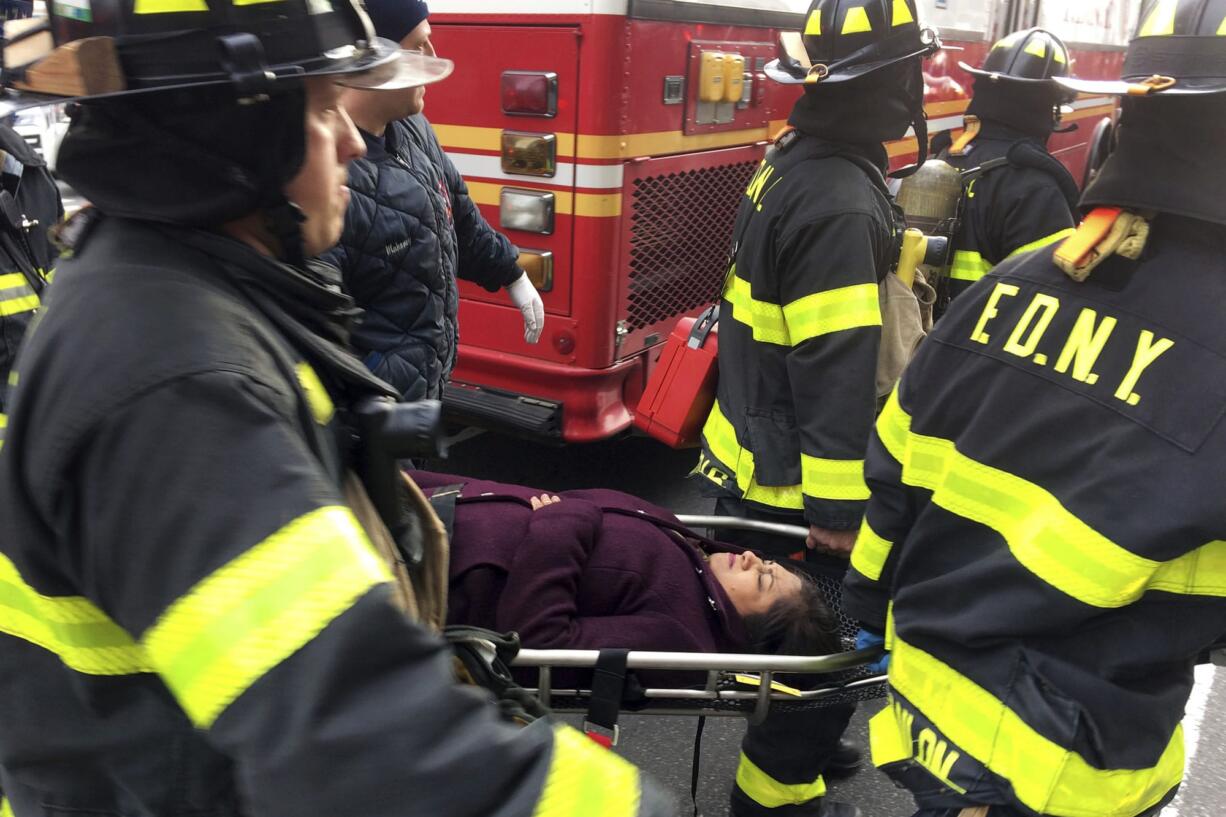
[412, 472, 839, 668]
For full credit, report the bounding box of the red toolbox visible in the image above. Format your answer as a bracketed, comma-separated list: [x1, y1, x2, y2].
[633, 306, 719, 448]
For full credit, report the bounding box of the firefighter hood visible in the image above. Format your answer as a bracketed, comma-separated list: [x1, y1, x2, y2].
[1081, 95, 1226, 227]
[767, 0, 940, 175]
[1071, 0, 1226, 225]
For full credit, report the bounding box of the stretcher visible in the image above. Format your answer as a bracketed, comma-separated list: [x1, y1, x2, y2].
[509, 516, 887, 736]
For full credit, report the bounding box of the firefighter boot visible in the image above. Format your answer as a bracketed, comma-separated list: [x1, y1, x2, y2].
[730, 786, 863, 817]
[823, 737, 864, 779]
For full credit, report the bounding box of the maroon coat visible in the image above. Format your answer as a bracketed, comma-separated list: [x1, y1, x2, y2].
[413, 471, 750, 655]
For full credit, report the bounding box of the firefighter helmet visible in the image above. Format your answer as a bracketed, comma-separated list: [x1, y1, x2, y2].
[765, 0, 940, 85]
[0, 0, 452, 112]
[960, 28, 1072, 85]
[1057, 0, 1226, 97]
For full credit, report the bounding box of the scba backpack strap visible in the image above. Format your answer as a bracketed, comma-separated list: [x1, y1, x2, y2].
[444, 625, 550, 727]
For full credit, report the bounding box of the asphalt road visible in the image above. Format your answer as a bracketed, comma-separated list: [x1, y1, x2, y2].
[439, 431, 1223, 817]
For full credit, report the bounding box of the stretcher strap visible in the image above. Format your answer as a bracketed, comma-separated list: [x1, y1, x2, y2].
[426, 484, 464, 541]
[690, 716, 707, 817]
[584, 649, 629, 747]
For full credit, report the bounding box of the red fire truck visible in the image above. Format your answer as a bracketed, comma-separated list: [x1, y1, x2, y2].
[428, 0, 1136, 443]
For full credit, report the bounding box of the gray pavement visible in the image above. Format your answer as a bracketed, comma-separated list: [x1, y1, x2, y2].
[440, 430, 1222, 817]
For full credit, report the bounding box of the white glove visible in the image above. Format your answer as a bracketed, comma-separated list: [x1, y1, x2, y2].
[506, 272, 545, 344]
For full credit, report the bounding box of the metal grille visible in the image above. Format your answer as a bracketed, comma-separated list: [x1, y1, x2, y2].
[625, 160, 758, 331]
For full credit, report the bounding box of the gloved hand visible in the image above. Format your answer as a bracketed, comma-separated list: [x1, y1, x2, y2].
[855, 628, 890, 675]
[506, 272, 545, 344]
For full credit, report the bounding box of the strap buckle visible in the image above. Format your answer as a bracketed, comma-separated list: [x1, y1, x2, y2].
[583, 721, 620, 748]
[1126, 75, 1177, 96]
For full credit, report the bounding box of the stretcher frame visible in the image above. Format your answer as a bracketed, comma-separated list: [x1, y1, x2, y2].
[510, 515, 886, 728]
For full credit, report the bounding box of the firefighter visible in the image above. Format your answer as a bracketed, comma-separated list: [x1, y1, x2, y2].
[844, 2, 1226, 815]
[0, 2, 671, 815]
[693, 1, 940, 815]
[0, 117, 60, 420]
[934, 28, 1080, 306]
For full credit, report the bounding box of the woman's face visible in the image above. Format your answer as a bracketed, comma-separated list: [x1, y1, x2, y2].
[708, 550, 802, 617]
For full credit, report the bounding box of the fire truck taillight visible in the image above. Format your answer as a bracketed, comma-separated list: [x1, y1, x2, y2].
[501, 131, 557, 178]
[517, 250, 554, 293]
[500, 188, 555, 234]
[501, 71, 558, 117]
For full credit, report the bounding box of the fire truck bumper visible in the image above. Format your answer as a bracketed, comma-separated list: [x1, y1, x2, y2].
[444, 346, 646, 444]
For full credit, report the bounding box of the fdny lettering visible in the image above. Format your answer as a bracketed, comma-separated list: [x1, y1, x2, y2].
[969, 282, 1173, 408]
[916, 728, 962, 790]
[695, 453, 731, 488]
[744, 161, 783, 211]
[887, 700, 968, 794]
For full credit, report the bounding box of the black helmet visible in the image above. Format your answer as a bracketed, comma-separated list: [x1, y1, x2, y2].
[0, 0, 452, 112]
[1058, 0, 1226, 97]
[960, 28, 1071, 85]
[765, 0, 940, 85]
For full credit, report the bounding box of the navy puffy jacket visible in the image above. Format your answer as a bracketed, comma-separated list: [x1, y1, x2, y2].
[323, 115, 522, 401]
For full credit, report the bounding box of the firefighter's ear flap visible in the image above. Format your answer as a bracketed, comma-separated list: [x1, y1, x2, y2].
[778, 31, 812, 75]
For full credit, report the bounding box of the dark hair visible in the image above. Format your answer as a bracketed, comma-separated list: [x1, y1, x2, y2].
[741, 563, 840, 657]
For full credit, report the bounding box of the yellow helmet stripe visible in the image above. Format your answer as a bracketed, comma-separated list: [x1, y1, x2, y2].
[891, 0, 914, 27]
[1138, 0, 1178, 37]
[805, 9, 822, 35]
[842, 6, 872, 35]
[1024, 38, 1048, 59]
[133, 0, 207, 13]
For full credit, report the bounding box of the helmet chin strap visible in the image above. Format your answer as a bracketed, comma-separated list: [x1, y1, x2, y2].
[889, 101, 929, 179]
[265, 199, 308, 268]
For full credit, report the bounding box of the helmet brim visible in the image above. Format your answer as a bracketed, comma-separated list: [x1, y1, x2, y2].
[765, 39, 942, 86]
[1055, 74, 1226, 97]
[958, 61, 1068, 85]
[0, 37, 453, 117]
[324, 40, 455, 91]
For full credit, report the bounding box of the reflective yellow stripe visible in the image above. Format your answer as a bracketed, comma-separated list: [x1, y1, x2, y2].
[891, 0, 914, 26]
[804, 8, 821, 35]
[295, 362, 335, 426]
[726, 275, 880, 347]
[949, 250, 992, 283]
[232, 0, 280, 5]
[783, 283, 881, 345]
[133, 0, 207, 11]
[1006, 228, 1076, 260]
[0, 273, 26, 289]
[841, 6, 872, 34]
[0, 795, 13, 817]
[0, 552, 152, 675]
[886, 636, 1183, 817]
[534, 725, 641, 817]
[725, 273, 790, 345]
[0, 412, 6, 453]
[877, 392, 1226, 607]
[851, 518, 893, 581]
[143, 506, 391, 727]
[1138, 0, 1177, 37]
[735, 751, 826, 808]
[702, 402, 803, 511]
[0, 293, 38, 316]
[801, 454, 869, 501]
